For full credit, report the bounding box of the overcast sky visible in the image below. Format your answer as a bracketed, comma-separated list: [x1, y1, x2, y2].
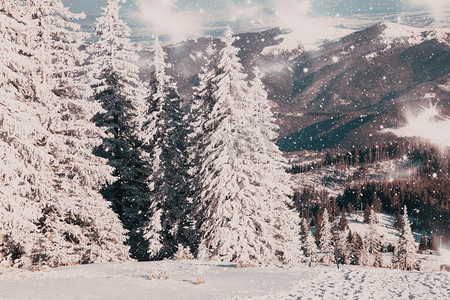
[62, 0, 436, 15]
[62, 0, 449, 42]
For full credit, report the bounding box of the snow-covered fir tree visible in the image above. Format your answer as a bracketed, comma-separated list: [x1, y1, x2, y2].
[188, 42, 219, 255]
[142, 37, 193, 260]
[392, 206, 419, 270]
[1, 0, 130, 267]
[348, 231, 363, 265]
[360, 209, 383, 267]
[88, 0, 150, 261]
[319, 208, 335, 264]
[195, 27, 301, 265]
[190, 42, 218, 139]
[394, 212, 403, 231]
[335, 228, 349, 264]
[188, 42, 217, 222]
[0, 1, 47, 267]
[363, 206, 372, 224]
[300, 218, 317, 262]
[248, 67, 279, 142]
[31, 0, 130, 267]
[25, 0, 90, 98]
[338, 210, 349, 231]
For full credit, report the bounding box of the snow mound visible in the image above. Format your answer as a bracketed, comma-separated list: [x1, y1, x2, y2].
[1, 260, 449, 299]
[380, 22, 450, 47]
[261, 26, 353, 56]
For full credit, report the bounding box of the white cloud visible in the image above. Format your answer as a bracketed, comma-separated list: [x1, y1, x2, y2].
[136, 0, 202, 42]
[227, 3, 265, 23]
[410, 0, 450, 25]
[411, 0, 449, 10]
[384, 102, 450, 148]
[272, 0, 312, 29]
[266, 0, 352, 51]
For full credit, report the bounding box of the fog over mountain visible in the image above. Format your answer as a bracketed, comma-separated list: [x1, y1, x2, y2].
[63, 0, 450, 43]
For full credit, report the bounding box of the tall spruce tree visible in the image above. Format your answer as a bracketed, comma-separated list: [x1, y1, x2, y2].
[189, 43, 218, 189]
[348, 231, 363, 265]
[195, 28, 301, 265]
[25, 0, 90, 98]
[300, 218, 317, 262]
[89, 0, 150, 260]
[314, 211, 323, 244]
[319, 208, 335, 264]
[142, 37, 193, 260]
[1, 0, 130, 267]
[360, 209, 383, 267]
[0, 1, 47, 267]
[338, 210, 349, 231]
[31, 0, 130, 267]
[394, 212, 403, 230]
[335, 228, 349, 264]
[392, 206, 419, 270]
[188, 42, 218, 253]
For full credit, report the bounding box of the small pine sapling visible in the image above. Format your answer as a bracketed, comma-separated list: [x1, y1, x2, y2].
[319, 209, 335, 264]
[392, 206, 419, 271]
[360, 209, 383, 267]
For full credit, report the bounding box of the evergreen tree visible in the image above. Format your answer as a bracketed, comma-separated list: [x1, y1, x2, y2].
[189, 42, 218, 240]
[428, 235, 439, 251]
[1, 0, 130, 267]
[348, 231, 363, 265]
[394, 212, 403, 231]
[0, 2, 45, 267]
[418, 235, 428, 253]
[314, 211, 323, 244]
[363, 205, 371, 223]
[338, 210, 349, 231]
[89, 0, 149, 260]
[335, 228, 349, 264]
[347, 203, 355, 215]
[195, 27, 301, 265]
[360, 209, 383, 267]
[372, 194, 382, 212]
[142, 37, 193, 260]
[31, 0, 130, 266]
[392, 206, 419, 270]
[248, 66, 279, 141]
[300, 218, 317, 261]
[319, 209, 335, 264]
[25, 0, 90, 99]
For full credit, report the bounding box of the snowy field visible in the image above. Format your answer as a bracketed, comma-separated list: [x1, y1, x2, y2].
[1, 260, 449, 300]
[1, 212, 449, 299]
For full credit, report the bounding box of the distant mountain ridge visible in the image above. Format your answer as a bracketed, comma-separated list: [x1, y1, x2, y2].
[277, 22, 450, 150]
[141, 22, 450, 151]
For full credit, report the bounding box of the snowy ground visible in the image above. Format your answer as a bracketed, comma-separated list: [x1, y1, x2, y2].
[346, 212, 450, 271]
[1, 260, 449, 300]
[1, 212, 448, 299]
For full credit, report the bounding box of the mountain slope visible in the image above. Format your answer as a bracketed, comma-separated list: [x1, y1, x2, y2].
[142, 22, 450, 151]
[278, 22, 450, 150]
